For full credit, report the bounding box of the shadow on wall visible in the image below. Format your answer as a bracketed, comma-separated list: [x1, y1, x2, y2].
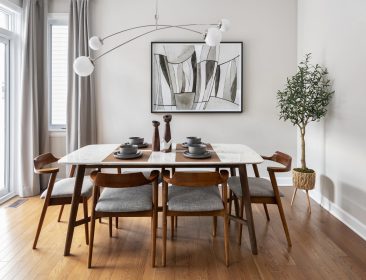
[320, 175, 335, 209]
[339, 181, 366, 226]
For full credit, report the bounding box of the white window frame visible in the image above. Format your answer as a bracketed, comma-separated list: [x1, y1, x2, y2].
[0, 0, 20, 203]
[48, 14, 68, 132]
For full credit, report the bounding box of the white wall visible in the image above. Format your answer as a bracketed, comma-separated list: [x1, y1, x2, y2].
[298, 0, 366, 239]
[89, 0, 297, 176]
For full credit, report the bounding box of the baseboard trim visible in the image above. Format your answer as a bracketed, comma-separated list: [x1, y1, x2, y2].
[0, 192, 16, 205]
[309, 190, 366, 241]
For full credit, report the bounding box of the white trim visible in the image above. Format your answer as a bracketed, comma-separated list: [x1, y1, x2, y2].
[308, 190, 366, 241]
[0, 191, 15, 204]
[0, 0, 21, 13]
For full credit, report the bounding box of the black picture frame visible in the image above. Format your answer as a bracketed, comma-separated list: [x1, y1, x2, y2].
[151, 41, 243, 113]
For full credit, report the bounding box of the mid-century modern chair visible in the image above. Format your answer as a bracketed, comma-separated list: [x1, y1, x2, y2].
[228, 151, 292, 247]
[88, 170, 160, 268]
[161, 170, 230, 266]
[33, 153, 93, 249]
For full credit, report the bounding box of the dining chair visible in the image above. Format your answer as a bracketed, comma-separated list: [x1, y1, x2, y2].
[88, 170, 160, 268]
[228, 151, 292, 247]
[33, 153, 93, 249]
[162, 170, 230, 266]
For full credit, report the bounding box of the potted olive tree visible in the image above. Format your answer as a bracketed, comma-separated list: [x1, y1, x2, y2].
[277, 53, 334, 210]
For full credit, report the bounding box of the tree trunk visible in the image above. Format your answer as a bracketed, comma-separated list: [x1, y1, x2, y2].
[300, 127, 306, 169]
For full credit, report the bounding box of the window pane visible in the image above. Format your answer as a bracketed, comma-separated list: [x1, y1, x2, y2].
[51, 25, 68, 127]
[0, 11, 10, 30]
[0, 41, 7, 192]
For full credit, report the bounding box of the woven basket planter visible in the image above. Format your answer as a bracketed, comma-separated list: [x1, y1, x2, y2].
[292, 169, 316, 190]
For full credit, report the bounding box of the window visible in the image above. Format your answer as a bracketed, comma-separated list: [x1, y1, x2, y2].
[0, 7, 12, 31]
[0, 2, 20, 201]
[48, 18, 68, 130]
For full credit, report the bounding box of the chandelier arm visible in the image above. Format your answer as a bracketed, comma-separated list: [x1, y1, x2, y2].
[101, 23, 216, 41]
[93, 25, 205, 62]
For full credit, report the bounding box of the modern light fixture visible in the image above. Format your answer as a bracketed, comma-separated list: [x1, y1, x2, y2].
[73, 0, 231, 76]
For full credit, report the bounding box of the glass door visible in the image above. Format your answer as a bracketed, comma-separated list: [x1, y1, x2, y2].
[0, 36, 9, 197]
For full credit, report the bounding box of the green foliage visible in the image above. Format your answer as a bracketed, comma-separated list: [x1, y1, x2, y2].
[277, 53, 334, 129]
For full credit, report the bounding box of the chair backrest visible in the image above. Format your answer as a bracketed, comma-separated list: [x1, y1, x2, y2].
[90, 170, 159, 188]
[267, 151, 292, 173]
[33, 153, 59, 174]
[162, 170, 229, 187]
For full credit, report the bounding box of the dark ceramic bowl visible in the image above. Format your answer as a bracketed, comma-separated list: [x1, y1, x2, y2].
[119, 143, 138, 154]
[129, 137, 144, 145]
[188, 144, 207, 155]
[186, 137, 201, 146]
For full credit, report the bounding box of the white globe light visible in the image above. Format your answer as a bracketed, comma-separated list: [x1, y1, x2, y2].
[219, 19, 231, 32]
[88, 36, 103, 51]
[73, 56, 94, 76]
[205, 28, 222, 47]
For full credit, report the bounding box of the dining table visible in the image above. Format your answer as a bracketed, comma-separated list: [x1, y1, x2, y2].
[58, 143, 263, 256]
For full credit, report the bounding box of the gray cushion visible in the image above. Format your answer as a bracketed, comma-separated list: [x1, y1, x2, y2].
[40, 176, 93, 199]
[228, 176, 284, 198]
[95, 185, 152, 212]
[168, 185, 224, 212]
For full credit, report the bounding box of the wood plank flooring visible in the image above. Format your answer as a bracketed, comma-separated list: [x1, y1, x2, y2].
[0, 187, 365, 280]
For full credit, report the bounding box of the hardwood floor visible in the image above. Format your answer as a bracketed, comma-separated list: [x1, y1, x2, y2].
[0, 187, 365, 279]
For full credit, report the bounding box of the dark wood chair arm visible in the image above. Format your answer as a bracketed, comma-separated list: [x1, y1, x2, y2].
[162, 170, 171, 184]
[267, 166, 291, 173]
[34, 167, 59, 174]
[260, 155, 273, 160]
[219, 170, 229, 181]
[147, 170, 160, 183]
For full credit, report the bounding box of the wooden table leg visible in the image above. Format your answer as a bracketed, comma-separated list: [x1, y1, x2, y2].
[238, 164, 258, 255]
[64, 165, 86, 256]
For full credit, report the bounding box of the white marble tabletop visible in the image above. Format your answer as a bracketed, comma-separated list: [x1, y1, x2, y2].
[58, 143, 263, 166]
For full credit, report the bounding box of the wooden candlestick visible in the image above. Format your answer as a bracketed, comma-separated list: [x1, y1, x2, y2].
[152, 121, 160, 152]
[163, 114, 172, 152]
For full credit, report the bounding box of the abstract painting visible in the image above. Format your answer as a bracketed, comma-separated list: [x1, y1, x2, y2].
[151, 42, 243, 113]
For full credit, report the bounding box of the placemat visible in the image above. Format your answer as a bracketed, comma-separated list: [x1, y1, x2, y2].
[175, 150, 221, 163]
[102, 150, 152, 163]
[176, 143, 214, 150]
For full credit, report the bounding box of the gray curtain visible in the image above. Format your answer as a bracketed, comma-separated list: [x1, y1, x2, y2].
[67, 0, 97, 153]
[18, 0, 48, 197]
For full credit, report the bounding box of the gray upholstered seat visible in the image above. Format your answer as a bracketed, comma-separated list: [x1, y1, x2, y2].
[168, 185, 223, 212]
[40, 176, 93, 199]
[228, 176, 284, 198]
[95, 185, 152, 212]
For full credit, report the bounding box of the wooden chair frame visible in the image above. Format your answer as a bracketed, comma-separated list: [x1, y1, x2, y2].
[229, 151, 292, 247]
[88, 170, 160, 268]
[162, 170, 230, 266]
[33, 153, 89, 249]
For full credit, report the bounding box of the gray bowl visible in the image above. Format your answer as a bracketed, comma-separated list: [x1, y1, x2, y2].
[188, 144, 207, 155]
[119, 143, 138, 154]
[129, 137, 144, 145]
[186, 137, 201, 146]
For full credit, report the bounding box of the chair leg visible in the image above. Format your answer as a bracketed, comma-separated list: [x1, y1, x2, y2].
[212, 216, 217, 237]
[33, 201, 49, 249]
[109, 217, 113, 237]
[223, 214, 229, 267]
[99, 218, 102, 223]
[57, 205, 65, 222]
[228, 191, 233, 225]
[88, 215, 96, 268]
[162, 214, 167, 266]
[170, 216, 175, 239]
[291, 187, 298, 206]
[83, 199, 89, 245]
[238, 198, 244, 245]
[175, 216, 178, 228]
[277, 201, 292, 247]
[115, 217, 119, 229]
[263, 203, 270, 221]
[151, 212, 157, 267]
[306, 190, 311, 213]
